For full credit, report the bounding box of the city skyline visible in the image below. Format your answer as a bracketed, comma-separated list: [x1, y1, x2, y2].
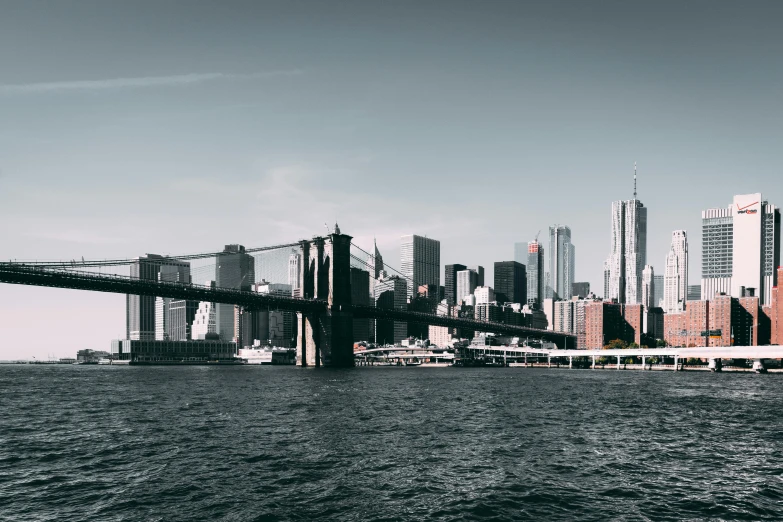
[2, 1, 783, 358]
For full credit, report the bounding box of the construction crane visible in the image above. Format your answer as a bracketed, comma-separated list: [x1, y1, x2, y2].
[324, 223, 332, 234]
[535, 230, 541, 243]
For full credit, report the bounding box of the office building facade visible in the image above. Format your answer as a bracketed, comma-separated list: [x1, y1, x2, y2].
[653, 275, 664, 308]
[445, 263, 467, 305]
[474, 286, 495, 305]
[127, 254, 191, 341]
[456, 269, 479, 305]
[527, 240, 545, 309]
[663, 230, 688, 314]
[400, 234, 440, 299]
[608, 197, 648, 305]
[288, 250, 301, 297]
[702, 193, 780, 305]
[374, 273, 408, 344]
[514, 242, 527, 265]
[216, 245, 255, 341]
[641, 265, 655, 310]
[493, 261, 527, 304]
[572, 282, 590, 298]
[549, 225, 575, 300]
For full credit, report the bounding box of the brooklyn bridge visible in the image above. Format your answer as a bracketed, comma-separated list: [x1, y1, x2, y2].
[0, 227, 575, 367]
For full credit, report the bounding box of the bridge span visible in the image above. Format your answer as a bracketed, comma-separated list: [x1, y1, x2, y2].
[0, 228, 576, 367]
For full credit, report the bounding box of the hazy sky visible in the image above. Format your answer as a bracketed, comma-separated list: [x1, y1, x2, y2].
[1, 0, 781, 358]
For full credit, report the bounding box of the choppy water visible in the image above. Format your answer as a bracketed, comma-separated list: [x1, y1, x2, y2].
[1, 366, 782, 521]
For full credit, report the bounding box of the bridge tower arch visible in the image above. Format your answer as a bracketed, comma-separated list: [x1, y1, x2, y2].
[296, 230, 355, 367]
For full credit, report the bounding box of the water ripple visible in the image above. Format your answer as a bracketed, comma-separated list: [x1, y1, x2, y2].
[1, 366, 782, 520]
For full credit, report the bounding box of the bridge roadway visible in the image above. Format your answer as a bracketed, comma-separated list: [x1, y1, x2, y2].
[0, 263, 576, 346]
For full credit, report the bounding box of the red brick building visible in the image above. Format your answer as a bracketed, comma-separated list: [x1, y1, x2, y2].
[738, 296, 769, 346]
[771, 267, 783, 345]
[584, 302, 642, 348]
[623, 304, 643, 346]
[709, 295, 734, 347]
[664, 300, 712, 347]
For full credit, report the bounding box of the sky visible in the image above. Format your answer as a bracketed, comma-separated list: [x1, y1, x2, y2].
[1, 0, 782, 358]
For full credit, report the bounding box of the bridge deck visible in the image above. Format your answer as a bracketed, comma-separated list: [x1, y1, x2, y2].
[0, 263, 576, 344]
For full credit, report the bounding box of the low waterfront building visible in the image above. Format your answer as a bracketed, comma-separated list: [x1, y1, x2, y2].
[76, 349, 111, 363]
[110, 339, 237, 363]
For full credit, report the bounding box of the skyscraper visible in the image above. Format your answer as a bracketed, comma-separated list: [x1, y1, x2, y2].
[191, 284, 218, 341]
[514, 242, 527, 265]
[642, 265, 655, 310]
[400, 234, 440, 299]
[653, 275, 664, 308]
[288, 250, 301, 297]
[444, 263, 467, 305]
[493, 261, 527, 304]
[548, 224, 575, 300]
[607, 165, 647, 304]
[663, 230, 688, 314]
[374, 273, 408, 344]
[215, 244, 255, 341]
[469, 265, 485, 287]
[127, 254, 191, 341]
[456, 269, 479, 305]
[366, 238, 384, 297]
[154, 261, 192, 341]
[603, 258, 611, 300]
[527, 240, 544, 309]
[702, 193, 780, 305]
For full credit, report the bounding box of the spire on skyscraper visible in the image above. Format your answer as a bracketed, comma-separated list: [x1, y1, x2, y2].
[633, 162, 637, 200]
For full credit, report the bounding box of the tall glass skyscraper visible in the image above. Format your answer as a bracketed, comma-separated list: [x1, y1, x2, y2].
[400, 234, 440, 299]
[548, 225, 575, 300]
[514, 242, 527, 265]
[608, 168, 648, 305]
[527, 240, 544, 309]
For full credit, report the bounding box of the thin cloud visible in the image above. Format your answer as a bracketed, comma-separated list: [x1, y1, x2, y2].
[0, 70, 303, 94]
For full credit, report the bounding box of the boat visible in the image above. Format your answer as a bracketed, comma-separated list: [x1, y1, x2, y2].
[405, 360, 422, 366]
[97, 358, 112, 365]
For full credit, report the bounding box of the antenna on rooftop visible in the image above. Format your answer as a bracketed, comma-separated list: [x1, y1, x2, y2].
[633, 162, 637, 200]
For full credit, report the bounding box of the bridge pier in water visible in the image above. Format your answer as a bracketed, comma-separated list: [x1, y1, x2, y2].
[295, 230, 355, 368]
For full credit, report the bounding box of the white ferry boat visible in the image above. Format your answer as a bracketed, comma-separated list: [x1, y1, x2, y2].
[238, 348, 273, 365]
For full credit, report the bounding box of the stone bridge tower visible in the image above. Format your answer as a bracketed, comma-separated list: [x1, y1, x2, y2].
[296, 225, 355, 367]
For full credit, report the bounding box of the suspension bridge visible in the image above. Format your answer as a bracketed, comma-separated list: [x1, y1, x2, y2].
[0, 227, 575, 367]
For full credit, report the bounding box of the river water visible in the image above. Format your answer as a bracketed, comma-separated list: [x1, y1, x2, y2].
[1, 365, 781, 521]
